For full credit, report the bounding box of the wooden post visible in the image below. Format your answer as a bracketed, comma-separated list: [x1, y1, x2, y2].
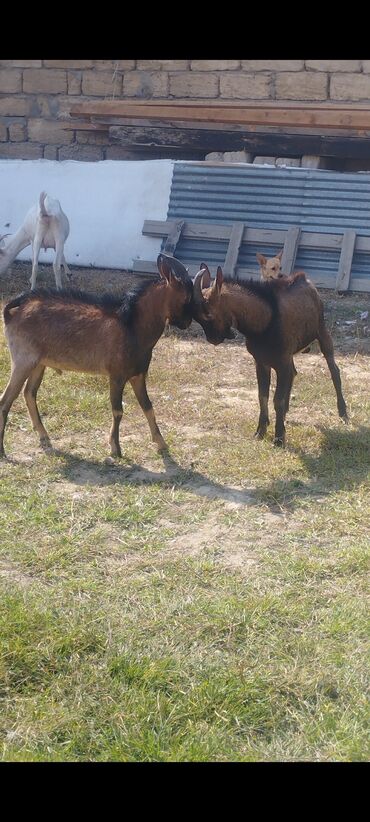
[336, 230, 356, 292]
[223, 222, 245, 277]
[163, 219, 185, 255]
[281, 226, 301, 274]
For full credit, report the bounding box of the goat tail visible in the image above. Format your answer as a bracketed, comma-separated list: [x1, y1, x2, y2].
[3, 294, 25, 324]
[39, 191, 48, 217]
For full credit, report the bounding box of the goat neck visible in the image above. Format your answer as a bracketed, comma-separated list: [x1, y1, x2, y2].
[131, 280, 171, 348]
[0, 226, 30, 274]
[219, 281, 273, 336]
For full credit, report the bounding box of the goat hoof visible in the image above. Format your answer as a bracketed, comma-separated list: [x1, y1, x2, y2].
[40, 437, 52, 451]
[254, 430, 266, 440]
[273, 436, 286, 448]
[153, 435, 168, 452]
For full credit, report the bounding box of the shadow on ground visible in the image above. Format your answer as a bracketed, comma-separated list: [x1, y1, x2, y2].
[47, 423, 370, 513]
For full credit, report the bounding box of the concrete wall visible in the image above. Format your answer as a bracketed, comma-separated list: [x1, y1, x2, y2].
[0, 159, 174, 269]
[0, 60, 369, 162]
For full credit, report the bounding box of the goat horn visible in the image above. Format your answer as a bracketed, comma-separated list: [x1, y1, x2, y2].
[193, 269, 208, 304]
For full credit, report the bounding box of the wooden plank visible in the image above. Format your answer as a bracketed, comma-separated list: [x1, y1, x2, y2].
[223, 223, 245, 277]
[132, 260, 159, 275]
[62, 122, 109, 132]
[132, 259, 370, 293]
[92, 115, 370, 140]
[163, 219, 185, 254]
[70, 100, 370, 130]
[108, 124, 370, 159]
[281, 226, 301, 274]
[143, 220, 233, 242]
[335, 230, 357, 291]
[348, 277, 370, 293]
[141, 220, 355, 251]
[71, 99, 370, 113]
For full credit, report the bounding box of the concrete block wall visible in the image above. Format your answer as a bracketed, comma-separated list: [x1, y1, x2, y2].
[0, 60, 370, 161]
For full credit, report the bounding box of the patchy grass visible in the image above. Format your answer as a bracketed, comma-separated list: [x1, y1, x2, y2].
[0, 264, 369, 761]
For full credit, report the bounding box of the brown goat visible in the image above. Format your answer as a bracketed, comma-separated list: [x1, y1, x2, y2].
[192, 265, 348, 446]
[0, 254, 193, 459]
[256, 250, 283, 280]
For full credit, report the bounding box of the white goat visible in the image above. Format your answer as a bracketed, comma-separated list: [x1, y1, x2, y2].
[0, 192, 70, 289]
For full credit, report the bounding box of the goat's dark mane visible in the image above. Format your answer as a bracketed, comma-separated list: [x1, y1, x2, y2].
[222, 272, 307, 312]
[4, 278, 160, 326]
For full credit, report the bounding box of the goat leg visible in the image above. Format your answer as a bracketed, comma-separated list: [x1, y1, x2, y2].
[23, 365, 52, 450]
[109, 377, 125, 457]
[130, 373, 167, 451]
[254, 361, 271, 440]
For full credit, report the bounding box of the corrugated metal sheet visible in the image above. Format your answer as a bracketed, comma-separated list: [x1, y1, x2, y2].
[165, 162, 370, 286]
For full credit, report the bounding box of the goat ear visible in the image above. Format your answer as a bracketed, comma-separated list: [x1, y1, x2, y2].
[277, 249, 284, 260]
[199, 263, 211, 288]
[214, 266, 223, 295]
[256, 253, 266, 266]
[157, 255, 172, 283]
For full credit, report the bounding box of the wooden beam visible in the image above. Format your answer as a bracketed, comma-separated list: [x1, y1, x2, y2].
[336, 230, 357, 291]
[92, 115, 370, 140]
[107, 124, 370, 160]
[163, 219, 185, 254]
[70, 100, 370, 130]
[62, 122, 109, 132]
[142, 220, 370, 252]
[223, 223, 245, 277]
[132, 259, 370, 293]
[281, 227, 301, 274]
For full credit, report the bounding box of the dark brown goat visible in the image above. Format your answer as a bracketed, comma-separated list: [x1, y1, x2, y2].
[0, 254, 193, 459]
[192, 264, 348, 446]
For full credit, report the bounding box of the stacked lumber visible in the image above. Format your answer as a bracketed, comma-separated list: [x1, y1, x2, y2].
[67, 100, 370, 159]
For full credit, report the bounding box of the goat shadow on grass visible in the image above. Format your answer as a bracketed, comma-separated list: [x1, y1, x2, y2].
[259, 424, 370, 512]
[52, 447, 255, 507]
[51, 424, 370, 513]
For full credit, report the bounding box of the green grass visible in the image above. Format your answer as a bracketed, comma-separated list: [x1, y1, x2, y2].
[0, 297, 369, 761]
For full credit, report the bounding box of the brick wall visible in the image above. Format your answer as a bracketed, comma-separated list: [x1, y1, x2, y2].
[1, 59, 369, 161]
